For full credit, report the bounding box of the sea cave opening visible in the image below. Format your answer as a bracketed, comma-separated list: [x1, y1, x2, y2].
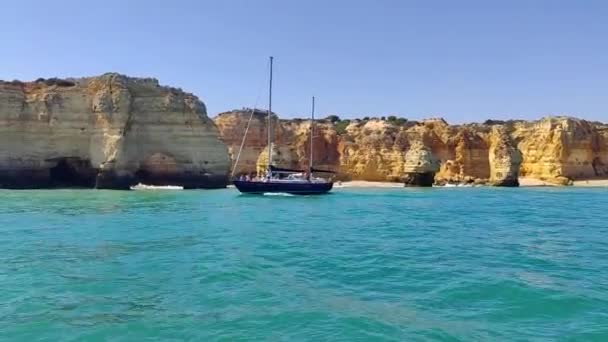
[134, 169, 151, 184]
[48, 157, 96, 188]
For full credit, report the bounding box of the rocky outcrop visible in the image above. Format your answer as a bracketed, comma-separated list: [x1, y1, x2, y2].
[402, 142, 439, 186]
[512, 117, 608, 184]
[339, 120, 410, 181]
[214, 112, 607, 186]
[0, 74, 230, 189]
[488, 126, 521, 186]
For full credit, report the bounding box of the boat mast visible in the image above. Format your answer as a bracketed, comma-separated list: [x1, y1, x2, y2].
[267, 56, 274, 171]
[309, 96, 315, 177]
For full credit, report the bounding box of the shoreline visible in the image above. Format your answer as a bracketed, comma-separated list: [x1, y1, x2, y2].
[1, 179, 606, 191]
[572, 179, 608, 187]
[334, 181, 404, 188]
[336, 178, 608, 188]
[519, 178, 608, 187]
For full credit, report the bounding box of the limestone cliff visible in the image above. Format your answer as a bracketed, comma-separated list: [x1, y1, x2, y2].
[339, 120, 410, 181]
[512, 117, 608, 184]
[0, 74, 230, 189]
[214, 111, 607, 185]
[488, 126, 522, 186]
[402, 141, 439, 186]
[215, 109, 339, 176]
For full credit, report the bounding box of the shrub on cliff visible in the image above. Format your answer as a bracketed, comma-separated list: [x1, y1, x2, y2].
[483, 119, 526, 127]
[47, 78, 76, 87]
[483, 119, 507, 125]
[387, 115, 408, 126]
[334, 120, 350, 135]
[35, 77, 76, 87]
[325, 115, 340, 123]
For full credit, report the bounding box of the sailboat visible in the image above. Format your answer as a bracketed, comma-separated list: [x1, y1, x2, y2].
[233, 57, 334, 195]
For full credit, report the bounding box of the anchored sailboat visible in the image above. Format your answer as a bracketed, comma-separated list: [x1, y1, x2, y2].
[233, 57, 334, 195]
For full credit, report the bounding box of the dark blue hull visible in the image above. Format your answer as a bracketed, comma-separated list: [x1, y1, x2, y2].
[233, 180, 333, 195]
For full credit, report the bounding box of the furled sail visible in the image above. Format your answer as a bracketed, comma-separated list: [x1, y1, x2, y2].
[269, 165, 305, 173]
[311, 167, 336, 174]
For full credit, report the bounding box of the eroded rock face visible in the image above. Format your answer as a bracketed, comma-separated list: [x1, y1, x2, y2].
[215, 109, 339, 177]
[0, 74, 230, 189]
[402, 142, 439, 186]
[214, 111, 607, 185]
[488, 126, 521, 186]
[339, 120, 410, 181]
[512, 117, 608, 184]
[214, 109, 278, 176]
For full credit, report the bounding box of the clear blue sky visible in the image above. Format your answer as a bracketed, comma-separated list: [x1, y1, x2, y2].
[2, 0, 607, 123]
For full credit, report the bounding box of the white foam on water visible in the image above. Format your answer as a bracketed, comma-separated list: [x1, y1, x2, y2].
[434, 183, 474, 188]
[262, 192, 295, 197]
[130, 183, 184, 190]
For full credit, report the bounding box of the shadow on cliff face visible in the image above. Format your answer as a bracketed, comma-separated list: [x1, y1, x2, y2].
[1, 157, 228, 190]
[48, 157, 96, 188]
[592, 157, 607, 177]
[131, 168, 227, 189]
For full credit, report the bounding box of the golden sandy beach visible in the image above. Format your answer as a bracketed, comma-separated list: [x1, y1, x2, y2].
[519, 178, 608, 187]
[334, 181, 403, 188]
[336, 179, 608, 188]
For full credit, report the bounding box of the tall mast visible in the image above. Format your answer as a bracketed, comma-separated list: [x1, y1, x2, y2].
[309, 96, 315, 173]
[267, 56, 274, 169]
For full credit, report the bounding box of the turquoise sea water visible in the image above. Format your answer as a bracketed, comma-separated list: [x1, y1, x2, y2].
[1, 187, 608, 341]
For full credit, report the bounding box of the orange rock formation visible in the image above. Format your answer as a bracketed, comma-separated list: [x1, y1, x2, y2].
[215, 110, 608, 185]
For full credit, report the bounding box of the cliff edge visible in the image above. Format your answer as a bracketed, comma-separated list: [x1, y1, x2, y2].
[0, 74, 230, 189]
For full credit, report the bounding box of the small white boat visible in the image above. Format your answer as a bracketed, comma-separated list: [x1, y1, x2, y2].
[130, 183, 184, 190]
